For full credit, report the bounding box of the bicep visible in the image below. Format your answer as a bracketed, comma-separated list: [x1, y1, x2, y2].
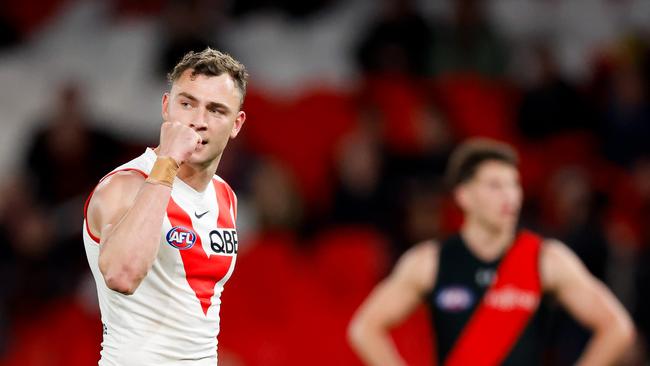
[357, 274, 426, 329]
[543, 243, 625, 330]
[556, 272, 619, 330]
[87, 172, 145, 240]
[353, 243, 437, 329]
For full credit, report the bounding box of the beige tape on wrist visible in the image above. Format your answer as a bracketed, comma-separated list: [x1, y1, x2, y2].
[146, 156, 180, 188]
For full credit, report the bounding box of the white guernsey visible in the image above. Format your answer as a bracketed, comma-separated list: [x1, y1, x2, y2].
[84, 148, 238, 365]
[83, 48, 248, 365]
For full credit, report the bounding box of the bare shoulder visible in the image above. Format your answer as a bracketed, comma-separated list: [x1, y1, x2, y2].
[540, 238, 575, 263]
[540, 238, 586, 293]
[392, 240, 440, 294]
[399, 240, 439, 267]
[94, 171, 146, 197]
[87, 171, 146, 238]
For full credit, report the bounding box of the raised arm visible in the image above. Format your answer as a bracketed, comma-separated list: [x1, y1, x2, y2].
[86, 121, 201, 295]
[348, 241, 438, 366]
[541, 240, 635, 366]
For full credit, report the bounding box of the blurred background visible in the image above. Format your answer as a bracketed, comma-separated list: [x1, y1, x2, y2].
[0, 0, 649, 365]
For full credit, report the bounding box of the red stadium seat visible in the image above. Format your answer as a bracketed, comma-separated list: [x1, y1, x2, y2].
[433, 73, 518, 143]
[310, 225, 389, 310]
[0, 297, 102, 366]
[363, 76, 431, 154]
[242, 89, 357, 209]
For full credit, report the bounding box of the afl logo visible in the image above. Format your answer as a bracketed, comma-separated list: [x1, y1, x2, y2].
[435, 286, 475, 313]
[166, 226, 197, 250]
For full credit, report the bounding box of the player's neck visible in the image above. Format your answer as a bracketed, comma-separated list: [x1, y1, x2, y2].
[460, 219, 515, 262]
[176, 162, 218, 193]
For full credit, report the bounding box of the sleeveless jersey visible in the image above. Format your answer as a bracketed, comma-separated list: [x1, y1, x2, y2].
[427, 233, 547, 366]
[82, 148, 238, 366]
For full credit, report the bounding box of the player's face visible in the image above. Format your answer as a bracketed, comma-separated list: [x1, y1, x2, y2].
[456, 160, 522, 232]
[161, 69, 245, 166]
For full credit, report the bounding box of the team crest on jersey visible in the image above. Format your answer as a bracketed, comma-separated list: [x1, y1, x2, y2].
[436, 285, 475, 312]
[166, 226, 197, 250]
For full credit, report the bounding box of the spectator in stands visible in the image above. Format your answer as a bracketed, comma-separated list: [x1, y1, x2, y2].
[427, 0, 509, 78]
[249, 159, 302, 234]
[355, 0, 432, 77]
[158, 0, 222, 76]
[24, 82, 123, 208]
[601, 38, 650, 167]
[517, 44, 597, 141]
[0, 177, 77, 358]
[330, 117, 385, 227]
[538, 167, 612, 365]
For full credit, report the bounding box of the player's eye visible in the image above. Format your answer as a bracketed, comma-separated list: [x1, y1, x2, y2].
[209, 107, 226, 115]
[181, 101, 192, 109]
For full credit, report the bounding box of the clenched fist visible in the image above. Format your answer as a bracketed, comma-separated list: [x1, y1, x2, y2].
[158, 121, 202, 165]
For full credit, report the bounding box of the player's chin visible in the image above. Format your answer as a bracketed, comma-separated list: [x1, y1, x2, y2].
[499, 217, 519, 232]
[488, 216, 517, 232]
[187, 150, 218, 165]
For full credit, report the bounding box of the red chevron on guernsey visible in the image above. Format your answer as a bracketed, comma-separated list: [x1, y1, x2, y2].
[214, 179, 235, 228]
[166, 179, 236, 316]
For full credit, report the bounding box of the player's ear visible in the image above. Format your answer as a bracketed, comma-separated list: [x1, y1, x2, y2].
[454, 185, 470, 211]
[161, 92, 170, 122]
[230, 111, 246, 139]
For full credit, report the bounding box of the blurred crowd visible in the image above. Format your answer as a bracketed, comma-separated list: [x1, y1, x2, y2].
[0, 0, 649, 365]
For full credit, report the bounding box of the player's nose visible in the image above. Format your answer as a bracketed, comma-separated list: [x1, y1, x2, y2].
[189, 111, 209, 130]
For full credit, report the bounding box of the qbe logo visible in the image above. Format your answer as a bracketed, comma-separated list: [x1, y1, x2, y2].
[166, 226, 197, 250]
[209, 229, 238, 255]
